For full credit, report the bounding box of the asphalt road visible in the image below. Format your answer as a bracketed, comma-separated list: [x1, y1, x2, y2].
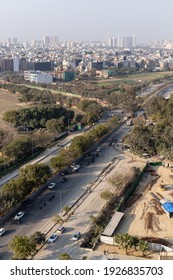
[0, 123, 130, 260]
[0, 138, 72, 187]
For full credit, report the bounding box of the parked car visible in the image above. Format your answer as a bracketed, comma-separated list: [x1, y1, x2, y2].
[60, 170, 68, 176]
[72, 231, 81, 241]
[60, 176, 67, 183]
[71, 164, 80, 171]
[14, 211, 25, 220]
[96, 146, 102, 152]
[48, 182, 56, 189]
[56, 226, 66, 233]
[0, 228, 5, 236]
[48, 233, 58, 243]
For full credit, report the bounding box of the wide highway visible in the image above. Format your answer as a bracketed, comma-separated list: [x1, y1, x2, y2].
[0, 123, 131, 260]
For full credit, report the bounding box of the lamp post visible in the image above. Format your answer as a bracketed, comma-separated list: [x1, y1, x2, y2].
[57, 190, 69, 214]
[68, 118, 70, 135]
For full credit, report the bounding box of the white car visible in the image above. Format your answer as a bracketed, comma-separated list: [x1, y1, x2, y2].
[14, 211, 25, 220]
[71, 164, 80, 171]
[48, 182, 56, 189]
[48, 233, 58, 243]
[72, 231, 81, 241]
[56, 226, 66, 233]
[96, 146, 102, 152]
[0, 228, 5, 236]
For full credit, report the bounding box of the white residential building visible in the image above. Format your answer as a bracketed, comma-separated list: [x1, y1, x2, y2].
[24, 70, 53, 84]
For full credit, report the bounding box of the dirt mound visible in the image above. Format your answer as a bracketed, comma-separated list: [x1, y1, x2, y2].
[142, 236, 172, 247]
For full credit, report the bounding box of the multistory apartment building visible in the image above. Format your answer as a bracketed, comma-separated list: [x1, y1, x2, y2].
[13, 57, 19, 72]
[117, 35, 136, 48]
[24, 70, 53, 84]
[108, 37, 116, 47]
[43, 35, 59, 46]
[0, 58, 13, 72]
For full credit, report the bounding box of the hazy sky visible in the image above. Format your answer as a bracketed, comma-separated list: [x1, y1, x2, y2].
[0, 0, 173, 42]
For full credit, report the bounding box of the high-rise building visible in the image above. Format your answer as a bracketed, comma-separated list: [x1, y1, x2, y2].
[117, 35, 125, 48]
[13, 38, 18, 45]
[0, 58, 13, 72]
[43, 35, 59, 46]
[108, 37, 116, 47]
[108, 37, 113, 47]
[117, 35, 136, 48]
[13, 57, 19, 72]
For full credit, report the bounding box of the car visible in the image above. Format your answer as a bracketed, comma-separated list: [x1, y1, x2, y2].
[14, 211, 24, 220]
[48, 233, 58, 243]
[71, 164, 80, 171]
[96, 146, 102, 152]
[60, 170, 68, 176]
[72, 231, 81, 241]
[48, 182, 56, 189]
[56, 226, 66, 233]
[60, 176, 67, 183]
[0, 228, 5, 236]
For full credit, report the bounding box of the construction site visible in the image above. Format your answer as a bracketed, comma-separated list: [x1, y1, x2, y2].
[113, 161, 173, 256]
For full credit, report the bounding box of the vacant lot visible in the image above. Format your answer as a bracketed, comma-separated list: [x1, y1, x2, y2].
[97, 71, 173, 85]
[0, 90, 28, 123]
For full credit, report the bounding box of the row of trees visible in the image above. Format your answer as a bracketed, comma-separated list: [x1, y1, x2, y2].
[2, 137, 34, 163]
[125, 95, 173, 159]
[0, 163, 52, 216]
[18, 87, 56, 105]
[114, 233, 149, 256]
[3, 105, 74, 128]
[50, 124, 109, 171]
[77, 100, 103, 124]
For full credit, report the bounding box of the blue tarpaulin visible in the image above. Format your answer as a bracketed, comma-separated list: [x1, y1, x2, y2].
[162, 202, 173, 213]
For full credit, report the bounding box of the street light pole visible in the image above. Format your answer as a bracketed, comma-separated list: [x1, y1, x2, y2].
[68, 118, 70, 135]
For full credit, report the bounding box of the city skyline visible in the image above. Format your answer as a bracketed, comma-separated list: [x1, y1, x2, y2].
[0, 0, 173, 43]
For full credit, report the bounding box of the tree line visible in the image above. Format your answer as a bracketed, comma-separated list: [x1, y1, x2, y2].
[50, 124, 109, 171]
[3, 105, 74, 128]
[0, 163, 52, 217]
[125, 95, 173, 159]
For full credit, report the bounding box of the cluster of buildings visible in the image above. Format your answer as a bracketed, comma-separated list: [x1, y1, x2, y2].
[1, 35, 173, 84]
[108, 35, 136, 48]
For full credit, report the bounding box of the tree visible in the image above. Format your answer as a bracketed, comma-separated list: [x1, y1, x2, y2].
[50, 149, 72, 170]
[9, 235, 36, 259]
[125, 125, 156, 155]
[52, 214, 63, 224]
[62, 205, 70, 212]
[90, 124, 108, 140]
[131, 236, 139, 251]
[3, 137, 33, 162]
[108, 115, 120, 128]
[108, 174, 127, 190]
[30, 231, 46, 245]
[46, 118, 65, 133]
[138, 240, 149, 256]
[20, 163, 52, 185]
[100, 190, 114, 200]
[58, 253, 72, 260]
[114, 233, 133, 254]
